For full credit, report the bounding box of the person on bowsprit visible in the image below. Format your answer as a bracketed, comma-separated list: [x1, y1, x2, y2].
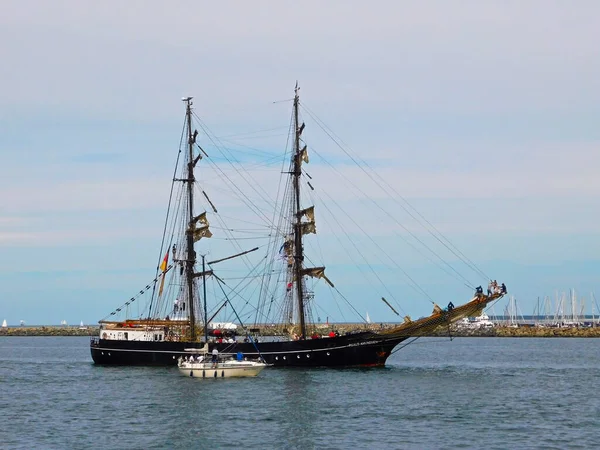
[447, 301, 455, 311]
[501, 283, 507, 294]
[211, 348, 219, 368]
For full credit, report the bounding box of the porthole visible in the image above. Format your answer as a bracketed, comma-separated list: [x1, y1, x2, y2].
[307, 354, 310, 358]
[283, 356, 286, 360]
[275, 356, 278, 360]
[297, 355, 301, 359]
[327, 352, 330, 356]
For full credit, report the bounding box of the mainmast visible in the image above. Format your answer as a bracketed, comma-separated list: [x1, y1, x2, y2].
[183, 97, 197, 341]
[288, 85, 332, 340]
[292, 85, 307, 339]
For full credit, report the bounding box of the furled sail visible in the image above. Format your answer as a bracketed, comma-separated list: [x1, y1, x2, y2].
[300, 222, 316, 235]
[300, 145, 309, 164]
[188, 212, 212, 241]
[301, 267, 334, 287]
[298, 206, 314, 221]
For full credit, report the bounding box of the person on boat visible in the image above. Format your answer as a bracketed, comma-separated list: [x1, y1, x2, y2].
[487, 281, 493, 296]
[475, 286, 483, 296]
[501, 283, 507, 294]
[328, 330, 335, 338]
[447, 302, 455, 311]
[211, 348, 219, 368]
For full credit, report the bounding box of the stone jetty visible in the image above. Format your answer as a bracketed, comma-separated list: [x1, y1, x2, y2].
[0, 326, 99, 336]
[1, 323, 600, 338]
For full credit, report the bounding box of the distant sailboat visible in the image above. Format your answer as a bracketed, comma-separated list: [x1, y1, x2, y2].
[1, 319, 7, 328]
[20, 320, 25, 326]
[79, 321, 87, 330]
[365, 312, 372, 324]
[61, 320, 67, 326]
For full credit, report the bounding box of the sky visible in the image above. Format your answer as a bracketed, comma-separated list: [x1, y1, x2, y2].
[1, 0, 599, 325]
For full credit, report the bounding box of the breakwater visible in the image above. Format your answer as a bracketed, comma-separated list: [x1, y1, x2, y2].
[0, 326, 99, 336]
[2, 324, 600, 337]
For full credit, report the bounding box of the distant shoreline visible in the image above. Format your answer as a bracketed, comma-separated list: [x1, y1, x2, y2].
[2, 325, 600, 338]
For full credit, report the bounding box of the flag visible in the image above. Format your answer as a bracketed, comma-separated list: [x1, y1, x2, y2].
[158, 251, 168, 297]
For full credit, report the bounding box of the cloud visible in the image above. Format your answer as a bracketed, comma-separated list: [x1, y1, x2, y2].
[1, 0, 600, 323]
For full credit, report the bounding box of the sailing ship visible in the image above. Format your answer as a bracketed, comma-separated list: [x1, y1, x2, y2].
[91, 89, 505, 367]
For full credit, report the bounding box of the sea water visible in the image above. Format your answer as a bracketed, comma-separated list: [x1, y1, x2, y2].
[0, 336, 598, 449]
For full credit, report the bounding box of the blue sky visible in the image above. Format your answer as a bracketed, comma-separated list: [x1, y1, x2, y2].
[1, 1, 600, 325]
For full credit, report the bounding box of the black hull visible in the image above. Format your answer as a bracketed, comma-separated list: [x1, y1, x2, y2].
[90, 332, 407, 367]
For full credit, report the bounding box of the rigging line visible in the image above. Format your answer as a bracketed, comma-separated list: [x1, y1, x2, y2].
[208, 253, 267, 306]
[257, 108, 296, 324]
[301, 103, 489, 282]
[200, 145, 286, 169]
[311, 194, 408, 317]
[195, 151, 275, 225]
[150, 185, 186, 319]
[218, 132, 289, 141]
[211, 153, 287, 170]
[301, 102, 477, 274]
[389, 337, 421, 355]
[210, 226, 270, 233]
[213, 279, 266, 360]
[308, 143, 475, 291]
[318, 186, 436, 305]
[193, 187, 268, 271]
[331, 286, 371, 322]
[149, 116, 187, 314]
[304, 188, 405, 318]
[216, 126, 290, 139]
[192, 113, 282, 224]
[210, 213, 276, 229]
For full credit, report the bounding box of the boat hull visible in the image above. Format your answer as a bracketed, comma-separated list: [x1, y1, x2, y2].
[90, 332, 406, 367]
[178, 361, 266, 378]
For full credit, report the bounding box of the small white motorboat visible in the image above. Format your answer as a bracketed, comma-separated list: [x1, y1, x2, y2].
[178, 345, 267, 378]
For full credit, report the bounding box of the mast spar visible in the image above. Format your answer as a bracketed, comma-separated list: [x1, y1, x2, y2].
[183, 97, 197, 341]
[292, 84, 307, 339]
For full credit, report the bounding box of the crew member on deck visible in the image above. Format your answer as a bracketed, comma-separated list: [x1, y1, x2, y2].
[211, 348, 218, 368]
